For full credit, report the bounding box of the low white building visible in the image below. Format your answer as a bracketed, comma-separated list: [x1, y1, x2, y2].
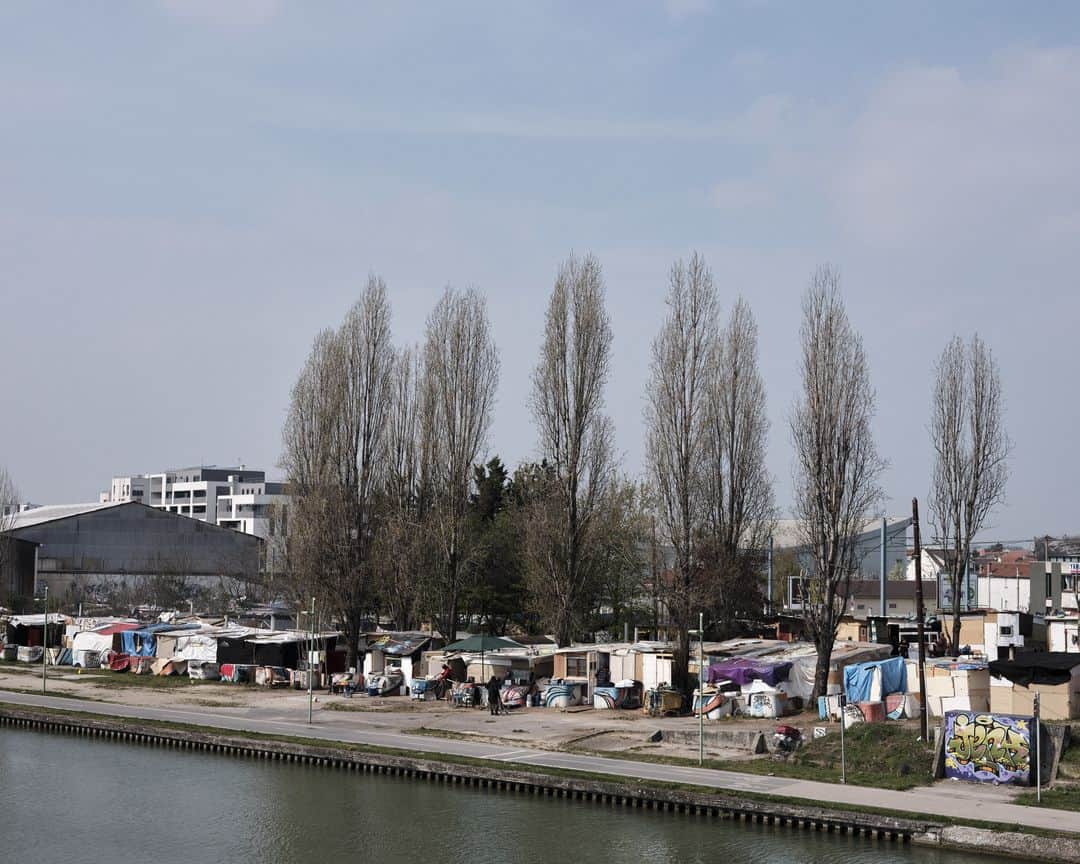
[975, 550, 1035, 613]
[101, 465, 287, 541]
[1048, 616, 1080, 653]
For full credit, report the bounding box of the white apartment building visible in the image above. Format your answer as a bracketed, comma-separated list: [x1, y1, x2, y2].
[101, 466, 288, 541]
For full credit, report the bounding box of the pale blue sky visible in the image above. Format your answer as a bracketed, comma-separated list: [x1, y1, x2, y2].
[2, 2, 1079, 540]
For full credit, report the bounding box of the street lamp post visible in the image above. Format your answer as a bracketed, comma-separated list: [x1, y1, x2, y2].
[307, 596, 315, 725]
[839, 693, 847, 783]
[1035, 692, 1042, 803]
[689, 612, 705, 766]
[39, 584, 49, 695]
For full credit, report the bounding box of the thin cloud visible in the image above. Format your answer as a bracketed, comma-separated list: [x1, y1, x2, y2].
[665, 0, 711, 20]
[158, 0, 282, 26]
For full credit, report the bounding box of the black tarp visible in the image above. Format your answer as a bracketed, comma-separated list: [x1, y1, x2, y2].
[252, 641, 300, 669]
[989, 652, 1080, 687]
[216, 637, 254, 666]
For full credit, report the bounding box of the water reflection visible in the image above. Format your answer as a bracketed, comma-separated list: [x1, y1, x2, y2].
[0, 729, 999, 864]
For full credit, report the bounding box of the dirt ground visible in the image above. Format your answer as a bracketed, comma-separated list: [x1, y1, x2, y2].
[0, 660, 913, 763]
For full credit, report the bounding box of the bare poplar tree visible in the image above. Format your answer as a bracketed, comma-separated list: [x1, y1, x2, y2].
[422, 287, 500, 642]
[700, 297, 775, 634]
[376, 347, 430, 631]
[527, 253, 616, 646]
[930, 334, 1010, 651]
[0, 466, 20, 600]
[646, 254, 775, 687]
[645, 253, 717, 688]
[281, 276, 395, 667]
[791, 266, 884, 699]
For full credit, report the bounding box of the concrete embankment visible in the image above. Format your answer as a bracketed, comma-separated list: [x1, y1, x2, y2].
[1, 704, 1076, 863]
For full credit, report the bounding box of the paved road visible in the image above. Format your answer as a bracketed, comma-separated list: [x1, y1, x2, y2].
[4, 690, 1078, 836]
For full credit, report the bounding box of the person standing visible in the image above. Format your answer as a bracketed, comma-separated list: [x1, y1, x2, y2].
[487, 675, 503, 716]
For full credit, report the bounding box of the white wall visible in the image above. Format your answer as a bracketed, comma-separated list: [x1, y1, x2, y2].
[977, 575, 1030, 612]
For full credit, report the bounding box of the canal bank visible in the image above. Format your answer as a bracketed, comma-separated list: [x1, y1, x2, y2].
[0, 702, 1074, 863]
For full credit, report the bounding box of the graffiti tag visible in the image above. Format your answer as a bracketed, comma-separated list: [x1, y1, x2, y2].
[944, 711, 1030, 785]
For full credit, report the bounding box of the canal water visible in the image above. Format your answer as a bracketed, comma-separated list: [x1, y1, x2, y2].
[0, 728, 1000, 864]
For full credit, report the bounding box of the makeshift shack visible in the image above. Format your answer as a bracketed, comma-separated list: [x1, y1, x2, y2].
[5, 614, 66, 649]
[71, 622, 140, 667]
[553, 641, 672, 698]
[705, 658, 792, 688]
[249, 631, 337, 669]
[362, 632, 435, 690]
[843, 656, 907, 703]
[916, 660, 990, 717]
[701, 638, 891, 705]
[988, 652, 1080, 720]
[120, 622, 199, 657]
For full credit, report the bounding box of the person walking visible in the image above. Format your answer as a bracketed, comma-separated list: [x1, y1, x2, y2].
[487, 675, 503, 716]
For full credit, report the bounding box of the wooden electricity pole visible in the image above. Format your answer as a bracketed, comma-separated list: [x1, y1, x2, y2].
[912, 497, 928, 741]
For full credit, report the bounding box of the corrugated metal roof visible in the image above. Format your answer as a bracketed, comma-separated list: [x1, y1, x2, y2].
[5, 501, 129, 530]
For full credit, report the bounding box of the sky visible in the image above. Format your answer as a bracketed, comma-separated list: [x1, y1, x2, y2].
[1, 1, 1078, 542]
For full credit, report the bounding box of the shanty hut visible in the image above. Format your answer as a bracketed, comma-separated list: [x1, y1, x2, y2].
[362, 632, 437, 688]
[989, 652, 1080, 720]
[71, 621, 141, 667]
[5, 613, 66, 649]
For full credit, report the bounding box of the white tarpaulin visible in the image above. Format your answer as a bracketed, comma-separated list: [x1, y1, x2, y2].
[71, 630, 114, 667]
[8, 614, 66, 628]
[172, 634, 217, 662]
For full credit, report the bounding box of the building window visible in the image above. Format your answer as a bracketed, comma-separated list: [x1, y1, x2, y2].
[888, 603, 897, 609]
[566, 657, 587, 677]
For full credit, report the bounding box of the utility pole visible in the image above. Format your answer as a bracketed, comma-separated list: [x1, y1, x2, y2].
[307, 596, 315, 725]
[880, 517, 887, 617]
[839, 691, 847, 784]
[42, 584, 49, 695]
[698, 611, 704, 767]
[767, 535, 774, 614]
[913, 498, 928, 741]
[688, 612, 706, 766]
[1035, 692, 1042, 803]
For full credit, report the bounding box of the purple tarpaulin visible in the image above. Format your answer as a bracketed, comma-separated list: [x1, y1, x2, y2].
[705, 658, 792, 686]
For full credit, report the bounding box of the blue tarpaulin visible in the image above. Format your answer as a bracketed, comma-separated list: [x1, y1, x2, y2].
[843, 656, 907, 702]
[121, 622, 199, 657]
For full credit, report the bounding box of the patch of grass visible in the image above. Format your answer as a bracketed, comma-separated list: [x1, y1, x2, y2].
[0, 684, 106, 702]
[780, 723, 935, 789]
[409, 726, 484, 740]
[77, 672, 234, 690]
[0, 661, 45, 675]
[1014, 787, 1080, 811]
[1060, 726, 1080, 765]
[576, 723, 935, 791]
[323, 699, 432, 713]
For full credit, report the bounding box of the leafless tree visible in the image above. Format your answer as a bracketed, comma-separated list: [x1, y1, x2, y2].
[700, 297, 775, 634]
[645, 253, 717, 686]
[0, 466, 20, 602]
[791, 266, 884, 699]
[646, 255, 775, 686]
[281, 276, 395, 667]
[929, 334, 1010, 651]
[704, 299, 774, 552]
[526, 254, 616, 646]
[375, 347, 432, 631]
[422, 287, 500, 642]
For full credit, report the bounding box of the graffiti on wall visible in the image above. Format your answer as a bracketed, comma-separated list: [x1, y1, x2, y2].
[944, 711, 1031, 785]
